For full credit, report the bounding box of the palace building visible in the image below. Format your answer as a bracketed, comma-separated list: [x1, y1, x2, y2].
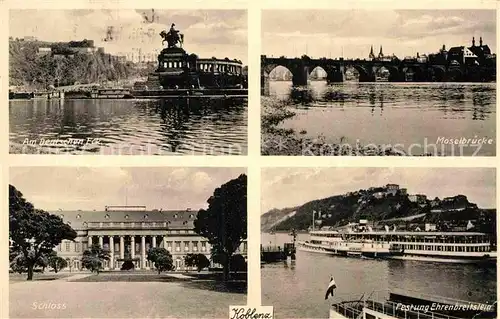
[53, 206, 247, 271]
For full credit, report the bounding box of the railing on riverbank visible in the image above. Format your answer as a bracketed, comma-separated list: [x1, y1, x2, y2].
[10, 88, 248, 100]
[261, 243, 296, 263]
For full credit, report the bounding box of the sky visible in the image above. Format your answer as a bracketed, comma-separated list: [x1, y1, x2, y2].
[261, 168, 496, 213]
[10, 167, 246, 211]
[9, 9, 248, 63]
[262, 10, 496, 59]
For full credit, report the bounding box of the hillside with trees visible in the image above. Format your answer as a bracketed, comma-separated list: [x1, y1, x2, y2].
[9, 40, 138, 89]
[261, 186, 496, 242]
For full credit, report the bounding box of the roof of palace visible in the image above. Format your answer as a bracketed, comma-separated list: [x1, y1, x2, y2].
[50, 207, 201, 229]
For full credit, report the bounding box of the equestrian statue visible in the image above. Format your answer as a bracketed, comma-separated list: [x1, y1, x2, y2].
[160, 23, 184, 48]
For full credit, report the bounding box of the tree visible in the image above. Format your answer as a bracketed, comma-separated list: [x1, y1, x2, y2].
[184, 254, 211, 272]
[10, 250, 50, 274]
[81, 243, 109, 274]
[9, 185, 77, 280]
[230, 254, 247, 272]
[147, 247, 174, 274]
[121, 260, 135, 271]
[48, 252, 68, 273]
[194, 174, 247, 281]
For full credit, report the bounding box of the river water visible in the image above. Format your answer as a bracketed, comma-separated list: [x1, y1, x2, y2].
[268, 81, 496, 156]
[9, 98, 247, 155]
[261, 233, 497, 319]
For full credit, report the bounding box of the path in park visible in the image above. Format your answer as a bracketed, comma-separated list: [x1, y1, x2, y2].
[58, 274, 93, 281]
[10, 278, 246, 318]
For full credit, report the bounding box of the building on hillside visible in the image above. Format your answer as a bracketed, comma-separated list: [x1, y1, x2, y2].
[425, 223, 437, 231]
[37, 47, 52, 56]
[69, 47, 98, 54]
[373, 192, 385, 199]
[408, 194, 427, 203]
[400, 188, 407, 196]
[22, 36, 38, 42]
[430, 199, 440, 207]
[386, 184, 400, 196]
[54, 205, 247, 271]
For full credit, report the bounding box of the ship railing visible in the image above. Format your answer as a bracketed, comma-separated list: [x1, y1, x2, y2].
[331, 290, 474, 319]
[365, 298, 466, 319]
[391, 288, 494, 310]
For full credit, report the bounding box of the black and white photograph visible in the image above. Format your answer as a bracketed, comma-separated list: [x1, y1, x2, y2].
[261, 10, 496, 156]
[9, 9, 248, 155]
[9, 167, 247, 318]
[261, 167, 497, 318]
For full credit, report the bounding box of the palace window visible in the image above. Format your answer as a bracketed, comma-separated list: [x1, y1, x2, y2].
[175, 242, 181, 252]
[192, 241, 198, 252]
[201, 242, 207, 252]
[75, 242, 80, 252]
[167, 242, 172, 251]
[184, 243, 190, 252]
[65, 242, 70, 252]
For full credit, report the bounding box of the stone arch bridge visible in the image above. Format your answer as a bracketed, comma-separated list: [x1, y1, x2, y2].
[261, 55, 490, 95]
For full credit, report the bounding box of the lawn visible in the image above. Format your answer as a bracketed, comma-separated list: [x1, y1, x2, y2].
[9, 272, 73, 283]
[10, 271, 247, 318]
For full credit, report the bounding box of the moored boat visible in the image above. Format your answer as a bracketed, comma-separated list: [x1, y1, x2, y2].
[298, 219, 496, 264]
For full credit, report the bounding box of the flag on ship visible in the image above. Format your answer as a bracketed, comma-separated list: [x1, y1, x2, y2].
[324, 276, 337, 300]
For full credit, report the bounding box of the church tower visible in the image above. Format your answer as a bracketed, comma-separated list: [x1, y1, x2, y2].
[369, 45, 375, 60]
[378, 45, 384, 58]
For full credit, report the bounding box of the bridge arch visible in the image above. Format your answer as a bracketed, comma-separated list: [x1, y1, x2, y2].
[446, 68, 464, 82]
[347, 64, 373, 82]
[265, 64, 294, 81]
[308, 65, 328, 82]
[401, 65, 426, 82]
[429, 65, 446, 82]
[373, 65, 399, 81]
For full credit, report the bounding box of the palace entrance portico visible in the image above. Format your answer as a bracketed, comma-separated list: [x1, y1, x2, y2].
[88, 231, 168, 270]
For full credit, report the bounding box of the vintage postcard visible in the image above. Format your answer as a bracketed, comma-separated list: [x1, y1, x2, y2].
[261, 9, 496, 156]
[2, 1, 499, 319]
[261, 167, 497, 318]
[9, 167, 247, 318]
[8, 9, 248, 155]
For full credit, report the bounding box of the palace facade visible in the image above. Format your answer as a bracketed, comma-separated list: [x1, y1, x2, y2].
[53, 206, 247, 271]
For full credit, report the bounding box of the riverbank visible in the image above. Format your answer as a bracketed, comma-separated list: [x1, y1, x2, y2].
[261, 96, 407, 156]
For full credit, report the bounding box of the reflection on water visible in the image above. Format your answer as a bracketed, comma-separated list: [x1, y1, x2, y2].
[261, 233, 497, 319]
[9, 98, 247, 155]
[269, 81, 496, 156]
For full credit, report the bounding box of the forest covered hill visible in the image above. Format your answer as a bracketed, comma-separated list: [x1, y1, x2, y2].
[261, 186, 496, 240]
[9, 40, 140, 89]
